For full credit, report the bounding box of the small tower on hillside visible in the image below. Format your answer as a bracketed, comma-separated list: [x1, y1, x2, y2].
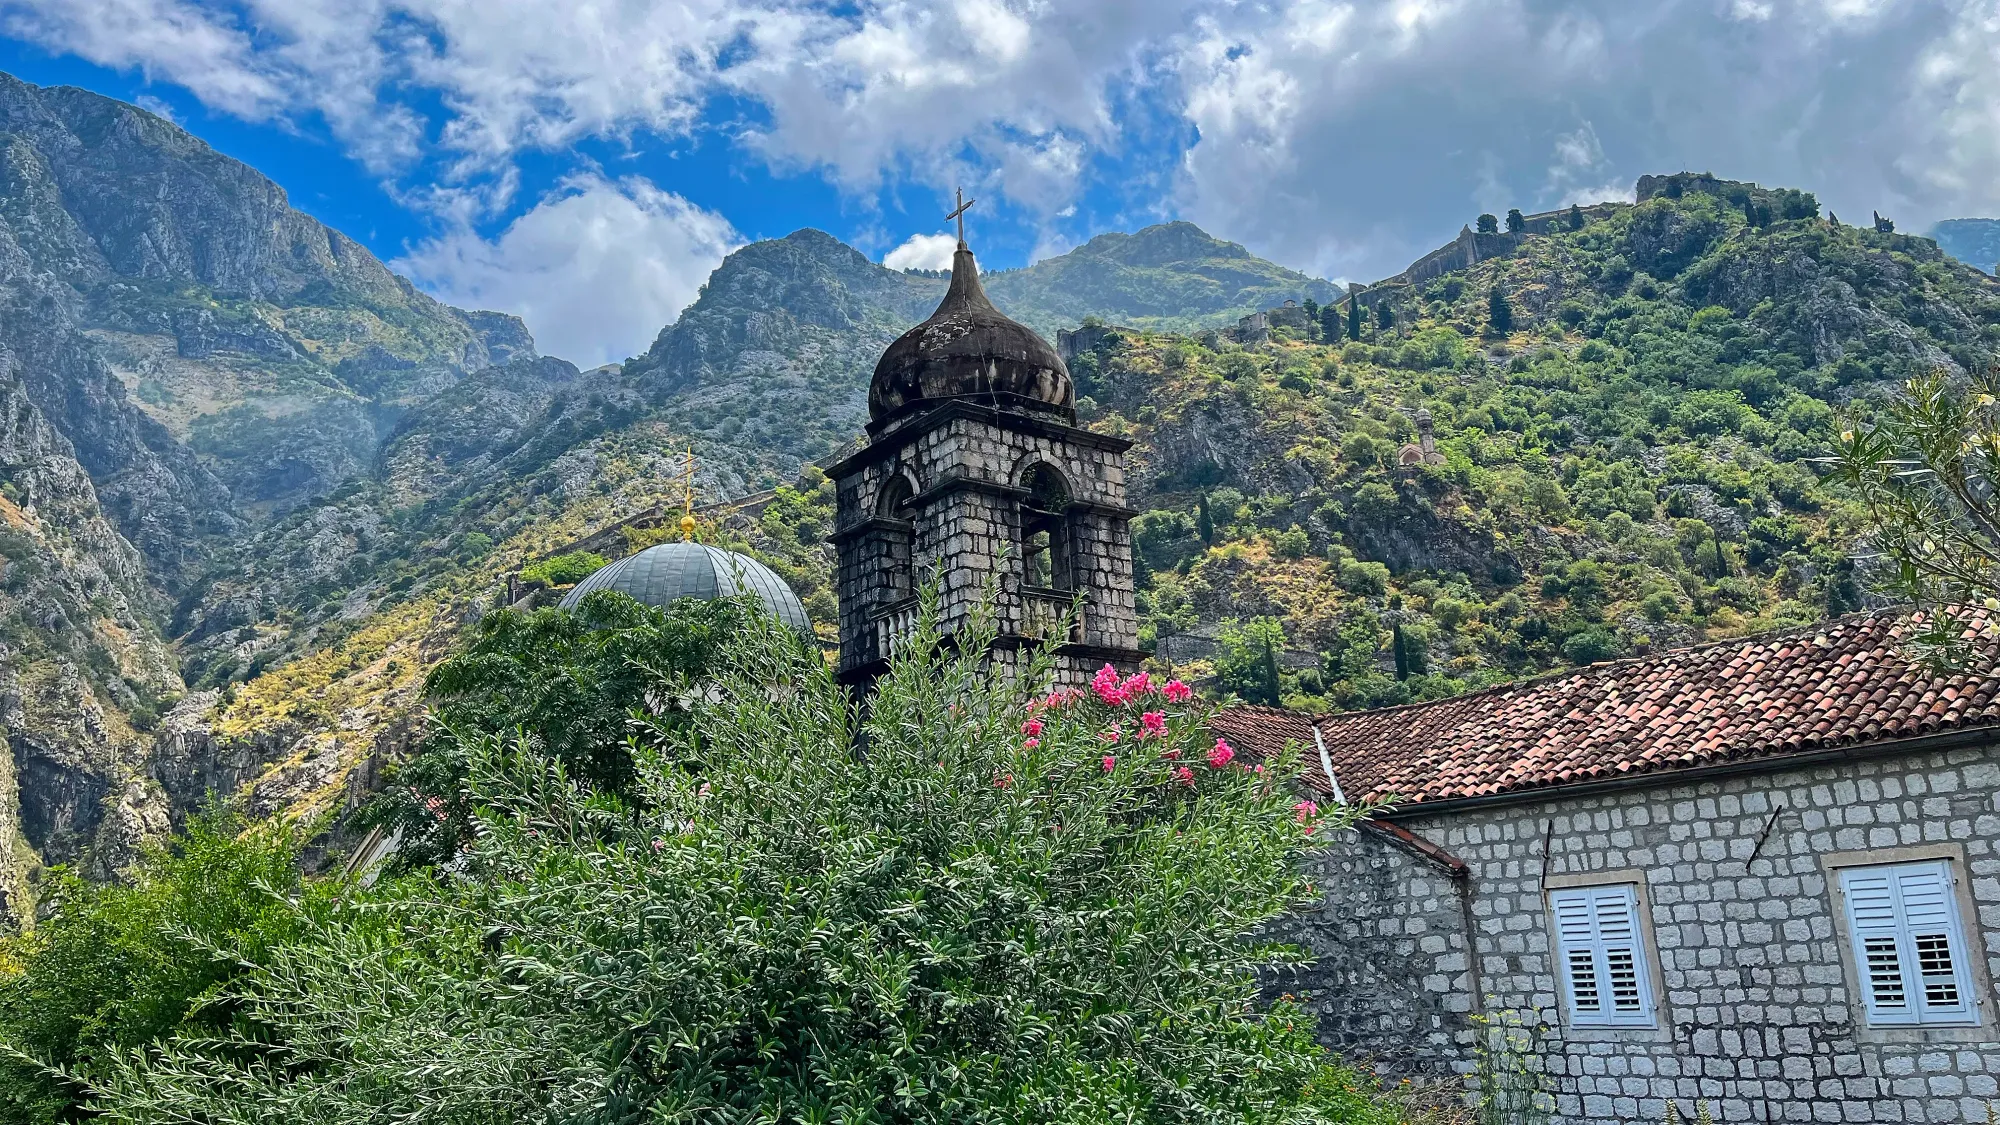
[829, 195, 1142, 688]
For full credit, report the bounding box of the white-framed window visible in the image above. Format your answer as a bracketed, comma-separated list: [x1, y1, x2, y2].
[1550, 882, 1658, 1028]
[1837, 859, 1980, 1029]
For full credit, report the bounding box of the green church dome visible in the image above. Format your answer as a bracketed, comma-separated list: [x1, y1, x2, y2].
[558, 541, 810, 634]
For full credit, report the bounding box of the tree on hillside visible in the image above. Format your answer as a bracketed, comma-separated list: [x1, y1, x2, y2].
[1567, 204, 1585, 230]
[1197, 491, 1217, 544]
[1346, 294, 1362, 340]
[1375, 302, 1394, 331]
[91, 595, 1394, 1124]
[1487, 285, 1513, 336]
[1302, 297, 1320, 341]
[1505, 208, 1525, 234]
[1476, 213, 1499, 234]
[1318, 302, 1343, 342]
[1828, 369, 2000, 667]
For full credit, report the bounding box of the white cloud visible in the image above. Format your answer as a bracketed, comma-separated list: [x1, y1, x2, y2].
[1, 0, 282, 117]
[1167, 0, 2000, 282]
[883, 232, 957, 271]
[0, 0, 751, 182]
[393, 175, 740, 367]
[20, 0, 2000, 288]
[133, 93, 178, 121]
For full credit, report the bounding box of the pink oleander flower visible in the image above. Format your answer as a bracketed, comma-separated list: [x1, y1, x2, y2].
[1023, 718, 1044, 737]
[697, 782, 712, 797]
[1163, 679, 1193, 703]
[1024, 737, 1040, 749]
[1293, 799, 1319, 824]
[1175, 766, 1195, 787]
[1091, 663, 1127, 705]
[1120, 671, 1152, 698]
[1139, 710, 1167, 738]
[1100, 725, 1122, 743]
[995, 774, 1013, 789]
[652, 837, 666, 851]
[1253, 764, 1266, 775]
[1160, 747, 1181, 760]
[1207, 738, 1235, 768]
[1102, 754, 1117, 772]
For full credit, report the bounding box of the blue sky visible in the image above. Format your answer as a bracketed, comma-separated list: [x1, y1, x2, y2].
[3, 1, 1996, 366]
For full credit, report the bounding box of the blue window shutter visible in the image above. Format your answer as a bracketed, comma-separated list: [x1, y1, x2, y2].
[1841, 860, 1979, 1028]
[1552, 884, 1656, 1028]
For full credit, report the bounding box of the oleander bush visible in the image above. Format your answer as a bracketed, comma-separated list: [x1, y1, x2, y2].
[92, 591, 1400, 1124]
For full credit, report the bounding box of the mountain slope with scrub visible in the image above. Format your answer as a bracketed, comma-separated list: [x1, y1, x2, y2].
[0, 65, 1985, 923]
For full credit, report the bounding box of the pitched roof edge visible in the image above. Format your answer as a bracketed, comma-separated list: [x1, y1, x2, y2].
[1311, 605, 1924, 735]
[1375, 723, 2000, 818]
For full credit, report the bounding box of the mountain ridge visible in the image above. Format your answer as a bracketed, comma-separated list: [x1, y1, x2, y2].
[3, 71, 1990, 930]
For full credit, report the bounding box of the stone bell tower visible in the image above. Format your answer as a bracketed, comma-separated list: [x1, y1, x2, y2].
[828, 217, 1142, 689]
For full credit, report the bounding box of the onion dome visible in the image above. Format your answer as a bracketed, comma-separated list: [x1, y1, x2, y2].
[558, 541, 810, 634]
[869, 242, 1073, 424]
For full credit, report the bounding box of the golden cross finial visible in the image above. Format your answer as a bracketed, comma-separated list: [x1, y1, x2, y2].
[677, 446, 698, 541]
[945, 186, 976, 248]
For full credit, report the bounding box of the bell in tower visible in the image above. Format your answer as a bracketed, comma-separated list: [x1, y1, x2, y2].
[828, 197, 1142, 688]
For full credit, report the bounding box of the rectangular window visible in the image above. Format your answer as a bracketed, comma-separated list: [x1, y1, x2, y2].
[1839, 859, 1979, 1028]
[1551, 883, 1657, 1028]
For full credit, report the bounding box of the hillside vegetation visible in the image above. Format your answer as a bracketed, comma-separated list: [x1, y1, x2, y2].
[1093, 178, 1999, 709]
[5, 68, 1993, 915]
[703, 179, 1997, 712]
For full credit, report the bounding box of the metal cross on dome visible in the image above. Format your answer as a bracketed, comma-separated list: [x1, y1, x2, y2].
[946, 187, 976, 247]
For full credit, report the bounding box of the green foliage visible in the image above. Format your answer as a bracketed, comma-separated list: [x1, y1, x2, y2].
[372, 591, 746, 869]
[1505, 209, 1525, 234]
[1217, 616, 1289, 705]
[1487, 286, 1513, 336]
[1075, 179, 1979, 711]
[0, 814, 312, 1124]
[1827, 370, 2000, 666]
[1471, 1010, 1552, 1125]
[94, 595, 1386, 1124]
[520, 550, 608, 587]
[1476, 214, 1499, 234]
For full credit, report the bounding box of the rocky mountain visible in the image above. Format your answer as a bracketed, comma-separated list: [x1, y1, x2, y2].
[0, 72, 539, 919]
[1931, 218, 2000, 276]
[980, 222, 1342, 336]
[4, 67, 1987, 928]
[164, 174, 1996, 857]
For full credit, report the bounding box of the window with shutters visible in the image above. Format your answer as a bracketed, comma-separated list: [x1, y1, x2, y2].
[1836, 859, 1980, 1029]
[1549, 883, 1658, 1029]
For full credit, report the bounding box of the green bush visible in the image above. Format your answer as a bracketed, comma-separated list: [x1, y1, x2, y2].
[0, 814, 314, 1124]
[519, 550, 608, 587]
[369, 591, 745, 870]
[94, 595, 1392, 1123]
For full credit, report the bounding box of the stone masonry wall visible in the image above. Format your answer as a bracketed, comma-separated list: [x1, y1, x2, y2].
[832, 404, 1138, 681]
[1291, 741, 2000, 1124]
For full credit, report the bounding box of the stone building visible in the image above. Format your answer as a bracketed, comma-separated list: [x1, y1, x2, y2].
[827, 234, 1143, 688]
[1217, 611, 2000, 1124]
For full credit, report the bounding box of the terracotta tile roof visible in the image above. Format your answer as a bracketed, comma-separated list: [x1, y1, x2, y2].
[1210, 610, 2000, 807]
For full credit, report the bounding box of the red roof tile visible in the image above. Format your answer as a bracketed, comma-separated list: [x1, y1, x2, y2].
[1210, 610, 2000, 807]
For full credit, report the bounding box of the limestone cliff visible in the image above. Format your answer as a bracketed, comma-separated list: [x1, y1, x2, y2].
[0, 72, 537, 917]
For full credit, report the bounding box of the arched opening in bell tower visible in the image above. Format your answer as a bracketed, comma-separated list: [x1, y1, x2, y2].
[1020, 463, 1073, 591]
[874, 473, 916, 603]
